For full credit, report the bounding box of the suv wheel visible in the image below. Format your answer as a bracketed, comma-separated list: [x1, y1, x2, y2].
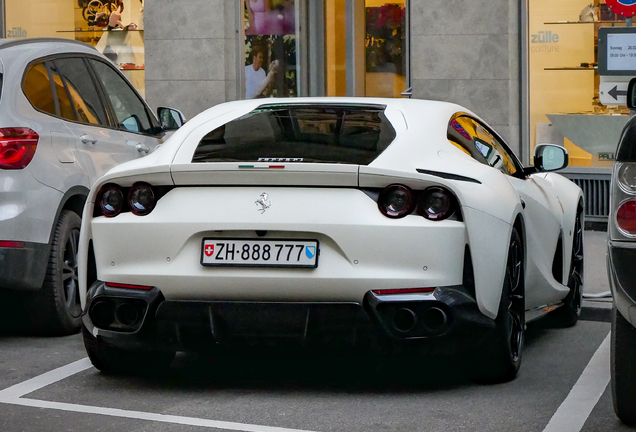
[612, 306, 636, 425]
[27, 210, 82, 335]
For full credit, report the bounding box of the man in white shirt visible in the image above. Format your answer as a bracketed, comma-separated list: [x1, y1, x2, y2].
[245, 46, 268, 99]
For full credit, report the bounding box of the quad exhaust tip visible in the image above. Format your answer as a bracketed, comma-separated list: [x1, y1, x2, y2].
[390, 306, 449, 335]
[421, 307, 448, 332]
[392, 308, 418, 333]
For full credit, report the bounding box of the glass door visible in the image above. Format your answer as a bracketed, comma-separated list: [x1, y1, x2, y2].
[325, 0, 409, 97]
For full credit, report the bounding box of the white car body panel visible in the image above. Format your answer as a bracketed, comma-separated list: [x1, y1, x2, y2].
[86, 187, 467, 303]
[78, 97, 584, 325]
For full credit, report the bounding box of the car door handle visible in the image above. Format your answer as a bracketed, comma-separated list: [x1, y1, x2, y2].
[135, 143, 150, 154]
[80, 134, 97, 145]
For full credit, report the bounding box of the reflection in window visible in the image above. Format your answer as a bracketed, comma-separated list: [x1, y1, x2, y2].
[53, 58, 107, 125]
[90, 59, 152, 134]
[23, 63, 56, 116]
[447, 116, 518, 176]
[48, 65, 76, 122]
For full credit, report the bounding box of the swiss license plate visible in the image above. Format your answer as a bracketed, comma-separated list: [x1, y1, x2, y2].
[201, 238, 319, 268]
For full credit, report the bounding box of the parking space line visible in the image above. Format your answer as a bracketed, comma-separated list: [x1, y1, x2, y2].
[0, 358, 92, 401]
[542, 332, 611, 432]
[5, 398, 317, 432]
[0, 357, 316, 432]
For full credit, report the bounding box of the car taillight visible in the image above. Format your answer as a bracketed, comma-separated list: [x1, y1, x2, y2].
[618, 163, 636, 194]
[378, 185, 415, 218]
[128, 182, 156, 216]
[97, 184, 124, 217]
[372, 287, 435, 295]
[105, 282, 153, 290]
[0, 241, 24, 248]
[617, 199, 636, 236]
[419, 187, 455, 221]
[0, 128, 39, 170]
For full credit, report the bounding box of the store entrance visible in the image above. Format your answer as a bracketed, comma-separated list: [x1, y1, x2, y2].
[324, 0, 409, 97]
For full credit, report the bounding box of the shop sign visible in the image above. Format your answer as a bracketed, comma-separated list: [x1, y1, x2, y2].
[606, 0, 636, 17]
[7, 27, 27, 38]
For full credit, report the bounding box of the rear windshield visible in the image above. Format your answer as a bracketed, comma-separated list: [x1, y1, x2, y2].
[191, 104, 396, 165]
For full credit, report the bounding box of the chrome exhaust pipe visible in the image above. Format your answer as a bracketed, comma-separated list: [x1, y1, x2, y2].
[391, 308, 418, 333]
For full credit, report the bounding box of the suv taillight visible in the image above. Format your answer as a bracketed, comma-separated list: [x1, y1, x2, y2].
[0, 128, 39, 170]
[617, 199, 636, 236]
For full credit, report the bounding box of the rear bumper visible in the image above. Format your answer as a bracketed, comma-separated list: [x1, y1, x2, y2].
[0, 242, 50, 291]
[608, 242, 636, 327]
[83, 281, 496, 355]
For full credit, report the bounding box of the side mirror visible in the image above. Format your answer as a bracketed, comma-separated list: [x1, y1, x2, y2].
[534, 144, 569, 172]
[157, 107, 186, 131]
[628, 78, 636, 111]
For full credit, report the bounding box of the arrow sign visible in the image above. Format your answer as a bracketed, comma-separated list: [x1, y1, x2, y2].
[608, 85, 627, 101]
[600, 81, 629, 106]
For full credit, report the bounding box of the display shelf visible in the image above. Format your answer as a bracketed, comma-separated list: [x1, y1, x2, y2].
[544, 67, 597, 71]
[544, 21, 626, 25]
[57, 29, 143, 33]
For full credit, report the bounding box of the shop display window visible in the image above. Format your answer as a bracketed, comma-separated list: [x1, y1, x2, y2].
[5, 0, 146, 97]
[529, 0, 630, 167]
[242, 0, 300, 99]
[325, 0, 407, 97]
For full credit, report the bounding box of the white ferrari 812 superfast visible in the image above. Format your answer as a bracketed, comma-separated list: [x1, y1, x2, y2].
[78, 98, 584, 381]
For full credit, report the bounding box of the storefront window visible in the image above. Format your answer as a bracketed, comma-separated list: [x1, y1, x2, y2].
[529, 0, 629, 168]
[5, 0, 146, 97]
[243, 0, 300, 99]
[325, 0, 407, 98]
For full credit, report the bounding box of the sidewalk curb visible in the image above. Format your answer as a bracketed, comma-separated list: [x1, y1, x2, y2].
[580, 300, 612, 323]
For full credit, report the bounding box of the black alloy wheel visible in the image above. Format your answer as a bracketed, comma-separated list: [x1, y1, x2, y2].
[62, 226, 82, 319]
[27, 210, 83, 335]
[507, 231, 525, 365]
[611, 306, 636, 425]
[475, 227, 525, 383]
[551, 203, 584, 327]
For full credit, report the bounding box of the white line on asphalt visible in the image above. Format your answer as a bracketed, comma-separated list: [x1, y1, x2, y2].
[0, 358, 92, 401]
[5, 398, 317, 432]
[0, 357, 317, 432]
[542, 332, 611, 432]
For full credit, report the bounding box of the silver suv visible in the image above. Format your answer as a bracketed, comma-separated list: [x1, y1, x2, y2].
[0, 38, 183, 335]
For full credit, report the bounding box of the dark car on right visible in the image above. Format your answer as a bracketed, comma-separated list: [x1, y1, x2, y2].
[608, 81, 636, 426]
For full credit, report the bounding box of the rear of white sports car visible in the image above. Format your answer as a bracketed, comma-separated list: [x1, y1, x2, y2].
[79, 100, 516, 377]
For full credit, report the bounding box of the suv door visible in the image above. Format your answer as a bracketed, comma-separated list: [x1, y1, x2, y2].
[88, 58, 164, 156]
[52, 56, 136, 186]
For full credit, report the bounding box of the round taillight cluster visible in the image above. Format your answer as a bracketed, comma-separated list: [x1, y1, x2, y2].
[616, 199, 636, 236]
[96, 182, 157, 217]
[378, 185, 457, 221]
[419, 187, 455, 221]
[98, 184, 125, 217]
[128, 182, 156, 216]
[378, 185, 415, 218]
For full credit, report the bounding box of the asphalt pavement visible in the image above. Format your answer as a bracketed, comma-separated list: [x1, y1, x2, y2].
[0, 228, 630, 432]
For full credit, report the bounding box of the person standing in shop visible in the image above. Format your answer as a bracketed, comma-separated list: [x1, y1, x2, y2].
[245, 46, 279, 99]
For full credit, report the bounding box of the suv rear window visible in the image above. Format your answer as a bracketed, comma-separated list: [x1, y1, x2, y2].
[192, 104, 396, 165]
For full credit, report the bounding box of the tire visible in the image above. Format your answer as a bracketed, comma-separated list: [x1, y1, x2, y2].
[27, 210, 82, 335]
[611, 306, 636, 425]
[83, 326, 174, 375]
[550, 203, 584, 327]
[474, 227, 525, 383]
